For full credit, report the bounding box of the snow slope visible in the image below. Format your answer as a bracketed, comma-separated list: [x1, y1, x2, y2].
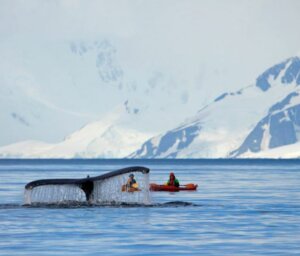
[231, 90, 300, 157]
[241, 142, 300, 159]
[0, 109, 152, 158]
[0, 73, 92, 146]
[131, 56, 300, 158]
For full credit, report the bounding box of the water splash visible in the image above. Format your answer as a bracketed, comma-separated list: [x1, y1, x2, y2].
[93, 172, 151, 204]
[24, 185, 86, 205]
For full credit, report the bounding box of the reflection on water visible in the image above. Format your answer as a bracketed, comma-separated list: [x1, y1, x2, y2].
[0, 159, 300, 255]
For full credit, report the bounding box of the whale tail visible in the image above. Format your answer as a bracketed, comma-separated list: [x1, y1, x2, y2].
[24, 166, 150, 205]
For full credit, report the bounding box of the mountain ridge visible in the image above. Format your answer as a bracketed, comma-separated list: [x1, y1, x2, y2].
[1, 56, 300, 159]
[131, 56, 300, 158]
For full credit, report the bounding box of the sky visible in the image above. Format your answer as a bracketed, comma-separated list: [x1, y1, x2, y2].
[1, 0, 300, 145]
[2, 0, 300, 84]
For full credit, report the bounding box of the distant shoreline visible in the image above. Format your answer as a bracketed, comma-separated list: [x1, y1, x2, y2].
[1, 158, 300, 165]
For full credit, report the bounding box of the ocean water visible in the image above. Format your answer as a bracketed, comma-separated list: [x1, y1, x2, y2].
[0, 159, 300, 255]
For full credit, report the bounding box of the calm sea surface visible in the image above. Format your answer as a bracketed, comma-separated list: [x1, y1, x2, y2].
[0, 159, 300, 255]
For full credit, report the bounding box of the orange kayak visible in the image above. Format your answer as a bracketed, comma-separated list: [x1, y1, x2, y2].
[150, 183, 198, 192]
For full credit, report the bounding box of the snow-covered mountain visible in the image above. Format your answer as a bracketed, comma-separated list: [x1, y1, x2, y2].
[0, 109, 152, 158]
[131, 56, 300, 158]
[0, 39, 219, 147]
[2, 55, 300, 159]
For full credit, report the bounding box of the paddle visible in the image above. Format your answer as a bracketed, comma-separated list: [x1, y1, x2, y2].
[184, 183, 196, 188]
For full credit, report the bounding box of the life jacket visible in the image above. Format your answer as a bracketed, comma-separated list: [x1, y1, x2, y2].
[128, 178, 137, 187]
[167, 178, 179, 187]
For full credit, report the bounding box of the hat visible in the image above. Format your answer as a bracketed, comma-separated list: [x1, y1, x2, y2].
[129, 174, 134, 178]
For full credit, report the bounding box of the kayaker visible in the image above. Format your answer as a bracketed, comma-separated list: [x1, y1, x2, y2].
[126, 173, 137, 188]
[166, 172, 180, 187]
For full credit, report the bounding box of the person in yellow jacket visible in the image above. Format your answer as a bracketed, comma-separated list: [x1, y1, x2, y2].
[126, 173, 139, 189]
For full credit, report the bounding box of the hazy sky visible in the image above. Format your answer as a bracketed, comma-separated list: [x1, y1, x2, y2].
[1, 0, 300, 90]
[1, 0, 300, 144]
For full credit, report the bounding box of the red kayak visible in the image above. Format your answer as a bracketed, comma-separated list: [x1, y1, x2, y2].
[150, 183, 198, 192]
